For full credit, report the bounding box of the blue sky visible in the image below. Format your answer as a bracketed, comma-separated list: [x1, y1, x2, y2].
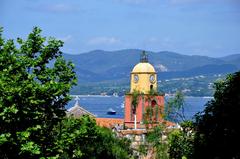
[1, 0, 240, 57]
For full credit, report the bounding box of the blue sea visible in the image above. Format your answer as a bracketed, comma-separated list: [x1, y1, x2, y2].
[66, 95, 213, 120]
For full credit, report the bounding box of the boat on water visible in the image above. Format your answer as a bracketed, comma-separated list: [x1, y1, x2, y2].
[113, 92, 119, 97]
[107, 108, 116, 115]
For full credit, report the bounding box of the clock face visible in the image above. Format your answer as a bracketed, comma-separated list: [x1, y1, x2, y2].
[133, 74, 139, 83]
[150, 75, 155, 83]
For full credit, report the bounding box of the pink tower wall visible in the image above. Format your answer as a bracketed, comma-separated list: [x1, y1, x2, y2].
[124, 94, 164, 128]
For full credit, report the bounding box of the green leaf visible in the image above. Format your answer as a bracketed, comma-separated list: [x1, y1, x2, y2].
[0, 133, 11, 144]
[20, 141, 41, 155]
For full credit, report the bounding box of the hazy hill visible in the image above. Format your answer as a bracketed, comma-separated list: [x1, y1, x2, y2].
[63, 49, 239, 83]
[219, 54, 240, 68]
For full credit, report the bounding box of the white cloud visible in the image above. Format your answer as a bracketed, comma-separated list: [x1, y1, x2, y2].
[117, 0, 240, 6]
[121, 0, 148, 4]
[168, 0, 237, 5]
[148, 37, 158, 43]
[58, 35, 73, 43]
[87, 37, 120, 45]
[169, 0, 201, 5]
[31, 3, 79, 13]
[115, 0, 157, 5]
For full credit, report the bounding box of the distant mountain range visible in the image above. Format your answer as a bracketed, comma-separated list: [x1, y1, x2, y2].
[63, 49, 240, 83]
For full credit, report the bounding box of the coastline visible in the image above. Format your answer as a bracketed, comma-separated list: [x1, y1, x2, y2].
[70, 94, 213, 98]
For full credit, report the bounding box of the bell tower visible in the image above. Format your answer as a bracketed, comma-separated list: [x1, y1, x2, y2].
[130, 51, 157, 94]
[124, 51, 164, 129]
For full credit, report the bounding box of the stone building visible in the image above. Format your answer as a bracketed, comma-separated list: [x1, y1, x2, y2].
[67, 97, 95, 118]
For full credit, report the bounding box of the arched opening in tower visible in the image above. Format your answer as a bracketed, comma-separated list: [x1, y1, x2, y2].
[151, 100, 157, 107]
[150, 84, 153, 90]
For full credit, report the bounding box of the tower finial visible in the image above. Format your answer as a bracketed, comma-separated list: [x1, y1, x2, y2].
[140, 50, 148, 62]
[74, 96, 80, 106]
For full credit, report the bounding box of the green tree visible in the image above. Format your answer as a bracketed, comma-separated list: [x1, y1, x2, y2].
[0, 27, 77, 158]
[53, 116, 134, 159]
[168, 121, 194, 159]
[146, 125, 169, 159]
[194, 71, 240, 159]
[165, 90, 186, 123]
[131, 90, 141, 129]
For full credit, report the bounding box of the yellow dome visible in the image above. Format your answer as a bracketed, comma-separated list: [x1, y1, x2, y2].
[132, 62, 156, 73]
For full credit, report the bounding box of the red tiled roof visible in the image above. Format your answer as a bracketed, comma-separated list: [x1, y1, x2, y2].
[162, 120, 176, 127]
[96, 118, 124, 128]
[96, 118, 175, 129]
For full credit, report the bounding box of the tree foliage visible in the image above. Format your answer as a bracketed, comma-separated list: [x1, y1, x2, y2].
[168, 121, 194, 159]
[165, 90, 186, 123]
[53, 116, 134, 159]
[146, 125, 169, 159]
[194, 71, 240, 159]
[0, 27, 77, 158]
[0, 27, 134, 158]
[131, 90, 141, 112]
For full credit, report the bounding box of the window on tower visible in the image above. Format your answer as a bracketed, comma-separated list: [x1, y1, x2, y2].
[151, 100, 157, 107]
[150, 85, 153, 90]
